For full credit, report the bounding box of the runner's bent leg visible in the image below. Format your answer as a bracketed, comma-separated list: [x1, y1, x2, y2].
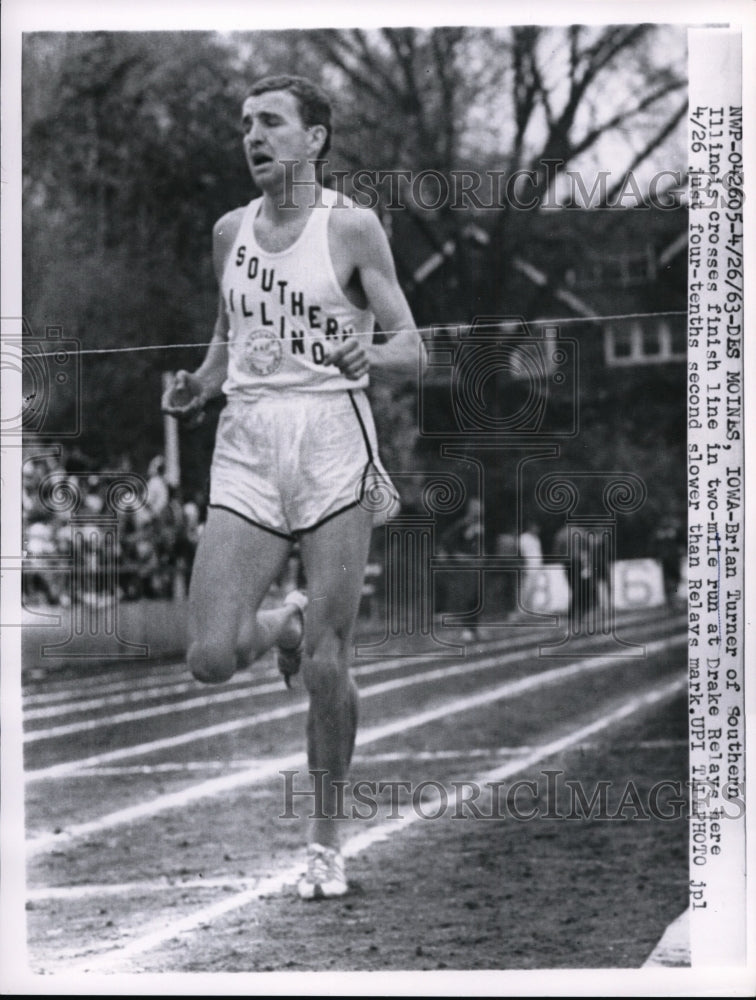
[187, 507, 297, 683]
[298, 503, 373, 850]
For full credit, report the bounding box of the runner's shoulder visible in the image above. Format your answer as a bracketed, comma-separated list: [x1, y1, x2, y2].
[213, 206, 247, 247]
[212, 206, 248, 277]
[326, 191, 386, 257]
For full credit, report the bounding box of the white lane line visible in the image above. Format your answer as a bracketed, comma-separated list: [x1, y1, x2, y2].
[27, 875, 275, 901]
[642, 908, 690, 967]
[24, 678, 284, 741]
[22, 670, 211, 709]
[49, 761, 250, 776]
[74, 747, 540, 775]
[25, 629, 683, 780]
[22, 666, 188, 705]
[23, 673, 249, 718]
[26, 634, 685, 855]
[73, 740, 686, 776]
[26, 700, 307, 783]
[59, 673, 686, 974]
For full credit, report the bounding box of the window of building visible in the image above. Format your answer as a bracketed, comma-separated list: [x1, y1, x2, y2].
[604, 319, 686, 366]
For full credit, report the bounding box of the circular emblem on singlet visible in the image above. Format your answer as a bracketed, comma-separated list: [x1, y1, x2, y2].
[241, 328, 283, 376]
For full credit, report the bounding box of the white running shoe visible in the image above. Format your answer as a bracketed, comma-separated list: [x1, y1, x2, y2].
[276, 590, 307, 688]
[297, 843, 348, 900]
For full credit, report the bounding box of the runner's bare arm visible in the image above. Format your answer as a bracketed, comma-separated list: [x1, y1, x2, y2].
[161, 211, 243, 417]
[326, 208, 426, 382]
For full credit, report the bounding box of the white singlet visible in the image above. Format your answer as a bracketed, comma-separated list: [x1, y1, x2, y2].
[210, 188, 399, 536]
[221, 187, 374, 399]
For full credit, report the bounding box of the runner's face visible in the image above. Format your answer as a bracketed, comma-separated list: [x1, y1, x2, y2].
[241, 90, 318, 189]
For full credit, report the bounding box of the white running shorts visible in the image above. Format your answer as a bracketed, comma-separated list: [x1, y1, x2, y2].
[208, 390, 399, 538]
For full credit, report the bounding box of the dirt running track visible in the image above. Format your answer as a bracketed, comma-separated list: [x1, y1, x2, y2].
[17, 606, 690, 984]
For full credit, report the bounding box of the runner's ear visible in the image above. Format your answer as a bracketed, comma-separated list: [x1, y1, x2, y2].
[306, 124, 327, 159]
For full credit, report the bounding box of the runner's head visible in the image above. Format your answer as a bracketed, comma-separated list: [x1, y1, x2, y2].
[246, 75, 332, 159]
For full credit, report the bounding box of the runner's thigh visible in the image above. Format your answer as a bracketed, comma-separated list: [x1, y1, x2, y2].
[298, 503, 373, 646]
[188, 506, 291, 647]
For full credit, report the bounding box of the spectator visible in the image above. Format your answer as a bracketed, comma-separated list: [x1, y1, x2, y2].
[438, 496, 485, 641]
[654, 515, 685, 606]
[146, 456, 170, 519]
[23, 520, 62, 606]
[22, 448, 202, 607]
[518, 520, 543, 612]
[554, 524, 607, 628]
[495, 527, 518, 619]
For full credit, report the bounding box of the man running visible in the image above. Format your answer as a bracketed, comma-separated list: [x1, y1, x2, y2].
[162, 75, 424, 899]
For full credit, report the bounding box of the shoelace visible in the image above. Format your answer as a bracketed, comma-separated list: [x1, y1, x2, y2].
[307, 847, 342, 885]
[309, 853, 331, 885]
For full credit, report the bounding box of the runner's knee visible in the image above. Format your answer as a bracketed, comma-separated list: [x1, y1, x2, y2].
[303, 622, 353, 673]
[302, 652, 351, 699]
[303, 594, 356, 652]
[188, 638, 240, 684]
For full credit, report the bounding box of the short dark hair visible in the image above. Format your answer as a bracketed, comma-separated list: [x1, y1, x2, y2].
[247, 75, 332, 159]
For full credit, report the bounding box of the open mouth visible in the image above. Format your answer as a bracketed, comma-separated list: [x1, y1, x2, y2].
[252, 153, 274, 167]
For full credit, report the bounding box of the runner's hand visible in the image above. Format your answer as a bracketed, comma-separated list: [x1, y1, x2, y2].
[161, 370, 207, 426]
[324, 339, 370, 380]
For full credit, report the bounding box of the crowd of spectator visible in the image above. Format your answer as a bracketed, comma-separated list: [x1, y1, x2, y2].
[22, 447, 205, 608]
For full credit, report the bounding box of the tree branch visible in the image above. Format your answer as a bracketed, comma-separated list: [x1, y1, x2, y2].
[603, 98, 687, 205]
[567, 77, 686, 161]
[310, 30, 392, 106]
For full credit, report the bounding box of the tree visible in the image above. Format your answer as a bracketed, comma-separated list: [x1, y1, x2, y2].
[277, 25, 687, 319]
[23, 31, 248, 469]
